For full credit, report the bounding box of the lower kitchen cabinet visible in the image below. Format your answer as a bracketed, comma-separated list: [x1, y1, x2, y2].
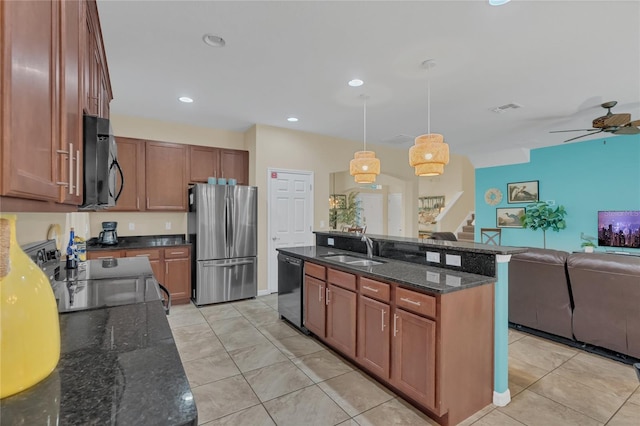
[390, 307, 437, 411]
[357, 295, 390, 379]
[326, 283, 357, 359]
[125, 248, 163, 284]
[303, 275, 326, 337]
[164, 247, 191, 305]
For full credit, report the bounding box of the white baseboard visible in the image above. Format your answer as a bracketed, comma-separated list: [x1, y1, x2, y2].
[493, 389, 511, 406]
[257, 289, 274, 297]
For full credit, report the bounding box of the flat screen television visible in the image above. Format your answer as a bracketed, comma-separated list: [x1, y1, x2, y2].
[597, 210, 640, 248]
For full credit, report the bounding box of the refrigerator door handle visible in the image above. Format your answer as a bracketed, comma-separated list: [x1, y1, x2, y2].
[202, 260, 254, 267]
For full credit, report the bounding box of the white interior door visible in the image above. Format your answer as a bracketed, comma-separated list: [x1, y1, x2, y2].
[356, 193, 383, 235]
[388, 193, 404, 237]
[267, 169, 313, 294]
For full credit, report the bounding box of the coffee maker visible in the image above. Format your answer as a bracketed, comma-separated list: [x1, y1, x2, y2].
[98, 221, 118, 245]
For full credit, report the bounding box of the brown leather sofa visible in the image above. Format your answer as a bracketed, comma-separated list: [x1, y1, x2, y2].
[568, 253, 640, 359]
[508, 248, 574, 339]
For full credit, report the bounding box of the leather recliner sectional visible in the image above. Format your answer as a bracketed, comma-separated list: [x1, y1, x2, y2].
[508, 248, 640, 359]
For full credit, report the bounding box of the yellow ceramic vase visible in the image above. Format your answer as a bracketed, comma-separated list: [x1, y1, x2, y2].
[0, 214, 60, 399]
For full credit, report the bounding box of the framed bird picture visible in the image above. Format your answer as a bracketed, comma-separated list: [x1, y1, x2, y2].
[496, 207, 526, 228]
[507, 180, 539, 203]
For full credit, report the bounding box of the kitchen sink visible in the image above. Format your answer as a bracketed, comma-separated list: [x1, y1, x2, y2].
[322, 255, 384, 267]
[345, 259, 384, 267]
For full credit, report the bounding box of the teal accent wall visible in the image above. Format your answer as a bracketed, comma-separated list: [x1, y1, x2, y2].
[475, 135, 640, 252]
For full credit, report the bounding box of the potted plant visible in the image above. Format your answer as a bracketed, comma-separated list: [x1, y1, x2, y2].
[580, 232, 597, 253]
[520, 201, 567, 249]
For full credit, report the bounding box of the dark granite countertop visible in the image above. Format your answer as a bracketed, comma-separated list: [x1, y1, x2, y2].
[314, 231, 527, 255]
[0, 301, 197, 425]
[278, 246, 495, 294]
[87, 234, 190, 251]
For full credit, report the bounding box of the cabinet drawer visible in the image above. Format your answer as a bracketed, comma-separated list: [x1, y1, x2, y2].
[395, 287, 436, 318]
[87, 250, 123, 260]
[305, 262, 326, 280]
[360, 277, 390, 302]
[164, 246, 190, 259]
[125, 249, 161, 260]
[328, 268, 356, 291]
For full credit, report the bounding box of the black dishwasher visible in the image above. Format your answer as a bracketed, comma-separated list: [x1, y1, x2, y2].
[277, 254, 307, 333]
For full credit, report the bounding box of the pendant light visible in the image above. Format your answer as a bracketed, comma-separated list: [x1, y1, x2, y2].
[409, 60, 449, 176]
[350, 95, 380, 184]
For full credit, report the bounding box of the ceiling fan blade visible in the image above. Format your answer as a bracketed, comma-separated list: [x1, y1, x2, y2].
[550, 129, 600, 133]
[624, 119, 640, 127]
[563, 129, 604, 143]
[613, 126, 640, 135]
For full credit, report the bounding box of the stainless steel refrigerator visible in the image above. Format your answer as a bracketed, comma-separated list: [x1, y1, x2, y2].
[188, 184, 257, 306]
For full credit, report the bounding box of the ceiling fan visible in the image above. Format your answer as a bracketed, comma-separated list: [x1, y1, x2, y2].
[550, 101, 640, 142]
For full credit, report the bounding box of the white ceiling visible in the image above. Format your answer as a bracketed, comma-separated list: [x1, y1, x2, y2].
[97, 0, 640, 166]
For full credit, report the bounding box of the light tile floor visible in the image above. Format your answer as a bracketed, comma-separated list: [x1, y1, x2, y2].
[168, 294, 640, 425]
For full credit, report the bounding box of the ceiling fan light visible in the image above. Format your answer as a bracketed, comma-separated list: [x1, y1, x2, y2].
[409, 133, 449, 176]
[350, 151, 380, 183]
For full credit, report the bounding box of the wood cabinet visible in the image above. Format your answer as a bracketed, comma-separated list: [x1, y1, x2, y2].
[0, 0, 111, 210]
[125, 248, 163, 284]
[299, 258, 494, 426]
[220, 149, 249, 185]
[163, 247, 191, 305]
[145, 141, 187, 211]
[304, 275, 326, 337]
[390, 307, 437, 411]
[188, 146, 249, 185]
[1, 0, 61, 203]
[83, 0, 111, 118]
[109, 137, 145, 211]
[358, 295, 390, 379]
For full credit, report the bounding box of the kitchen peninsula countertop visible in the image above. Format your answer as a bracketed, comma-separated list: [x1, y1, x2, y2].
[87, 234, 190, 250]
[0, 291, 197, 425]
[278, 245, 495, 294]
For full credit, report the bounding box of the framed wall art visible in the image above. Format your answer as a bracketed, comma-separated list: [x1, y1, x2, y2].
[496, 207, 526, 228]
[507, 181, 539, 203]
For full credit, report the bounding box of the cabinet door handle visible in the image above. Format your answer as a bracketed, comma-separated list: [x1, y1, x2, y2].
[147, 197, 150, 209]
[170, 251, 184, 255]
[326, 288, 330, 305]
[136, 197, 140, 210]
[381, 309, 386, 331]
[135, 254, 150, 257]
[75, 148, 81, 196]
[318, 285, 323, 303]
[97, 256, 115, 259]
[393, 314, 398, 337]
[68, 143, 74, 195]
[362, 285, 379, 293]
[400, 297, 421, 307]
[165, 263, 169, 274]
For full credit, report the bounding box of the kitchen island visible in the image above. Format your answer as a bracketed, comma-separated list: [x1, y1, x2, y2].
[278, 245, 494, 426]
[0, 260, 197, 425]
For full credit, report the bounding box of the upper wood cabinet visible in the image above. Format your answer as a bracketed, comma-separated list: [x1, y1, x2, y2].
[109, 137, 145, 211]
[145, 141, 187, 211]
[1, 0, 61, 203]
[83, 0, 111, 118]
[188, 146, 220, 183]
[220, 149, 249, 185]
[0, 0, 111, 210]
[188, 146, 249, 185]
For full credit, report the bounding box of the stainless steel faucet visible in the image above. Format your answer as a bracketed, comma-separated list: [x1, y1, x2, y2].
[361, 235, 374, 258]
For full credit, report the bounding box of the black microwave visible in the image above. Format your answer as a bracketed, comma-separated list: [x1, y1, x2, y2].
[81, 115, 123, 209]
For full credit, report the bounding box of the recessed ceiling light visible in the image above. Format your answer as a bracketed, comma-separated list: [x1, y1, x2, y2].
[287, 117, 299, 122]
[178, 96, 194, 103]
[489, 0, 511, 5]
[202, 34, 226, 47]
[348, 79, 364, 87]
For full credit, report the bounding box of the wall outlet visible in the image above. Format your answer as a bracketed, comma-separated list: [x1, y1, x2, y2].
[128, 222, 135, 231]
[327, 238, 335, 246]
[165, 222, 172, 230]
[426, 251, 440, 263]
[445, 254, 462, 267]
[320, 220, 325, 228]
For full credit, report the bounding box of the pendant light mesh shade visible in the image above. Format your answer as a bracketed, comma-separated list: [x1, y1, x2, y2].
[409, 133, 449, 176]
[350, 151, 380, 184]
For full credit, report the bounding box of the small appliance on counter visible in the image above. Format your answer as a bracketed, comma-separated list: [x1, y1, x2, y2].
[97, 221, 118, 245]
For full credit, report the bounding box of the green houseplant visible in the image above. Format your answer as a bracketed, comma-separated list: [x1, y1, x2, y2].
[337, 192, 362, 229]
[520, 201, 567, 248]
[580, 233, 597, 252]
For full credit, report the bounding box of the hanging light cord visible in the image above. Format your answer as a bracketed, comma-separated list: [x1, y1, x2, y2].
[363, 96, 367, 151]
[427, 67, 431, 135]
